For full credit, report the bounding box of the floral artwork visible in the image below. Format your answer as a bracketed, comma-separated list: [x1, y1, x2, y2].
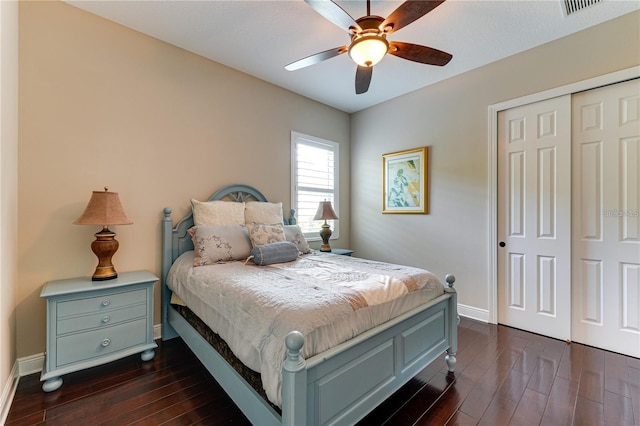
[382, 147, 428, 214]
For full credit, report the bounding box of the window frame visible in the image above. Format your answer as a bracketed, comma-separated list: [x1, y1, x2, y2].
[290, 131, 340, 241]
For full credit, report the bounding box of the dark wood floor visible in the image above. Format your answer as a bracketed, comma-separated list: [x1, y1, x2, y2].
[6, 317, 639, 425]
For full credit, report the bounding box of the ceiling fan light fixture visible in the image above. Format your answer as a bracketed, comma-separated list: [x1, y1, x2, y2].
[348, 34, 389, 67]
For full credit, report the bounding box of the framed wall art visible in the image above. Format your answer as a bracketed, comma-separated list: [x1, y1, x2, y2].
[382, 147, 428, 214]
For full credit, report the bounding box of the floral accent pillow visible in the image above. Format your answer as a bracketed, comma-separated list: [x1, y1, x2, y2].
[188, 225, 252, 266]
[246, 222, 286, 247]
[284, 225, 311, 254]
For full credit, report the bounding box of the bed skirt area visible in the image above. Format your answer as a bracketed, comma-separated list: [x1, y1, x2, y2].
[172, 303, 280, 413]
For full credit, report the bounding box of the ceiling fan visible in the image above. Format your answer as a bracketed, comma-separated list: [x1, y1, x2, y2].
[285, 0, 453, 95]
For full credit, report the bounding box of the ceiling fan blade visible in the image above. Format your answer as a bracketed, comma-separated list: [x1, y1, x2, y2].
[285, 46, 348, 71]
[381, 0, 446, 34]
[388, 41, 452, 66]
[355, 66, 373, 94]
[305, 0, 361, 33]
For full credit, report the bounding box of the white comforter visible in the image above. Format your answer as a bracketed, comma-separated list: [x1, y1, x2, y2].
[166, 251, 444, 407]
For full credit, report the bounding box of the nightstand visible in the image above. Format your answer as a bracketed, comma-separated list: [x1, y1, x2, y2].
[325, 248, 354, 256]
[40, 270, 158, 392]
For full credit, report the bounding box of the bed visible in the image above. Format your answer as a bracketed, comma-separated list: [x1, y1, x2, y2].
[161, 184, 458, 425]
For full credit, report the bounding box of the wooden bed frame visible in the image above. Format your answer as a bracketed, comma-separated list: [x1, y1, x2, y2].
[161, 184, 458, 426]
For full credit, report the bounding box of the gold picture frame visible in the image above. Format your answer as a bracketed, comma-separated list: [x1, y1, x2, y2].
[382, 147, 428, 214]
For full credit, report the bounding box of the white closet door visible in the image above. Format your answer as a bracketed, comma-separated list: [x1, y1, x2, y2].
[572, 79, 640, 357]
[497, 95, 572, 340]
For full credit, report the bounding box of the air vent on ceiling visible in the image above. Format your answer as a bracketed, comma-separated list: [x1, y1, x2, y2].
[563, 0, 602, 16]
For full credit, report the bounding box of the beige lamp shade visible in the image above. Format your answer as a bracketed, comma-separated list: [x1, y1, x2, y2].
[313, 200, 339, 221]
[73, 188, 133, 226]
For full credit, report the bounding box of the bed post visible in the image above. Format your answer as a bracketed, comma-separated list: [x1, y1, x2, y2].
[444, 274, 457, 372]
[162, 207, 178, 340]
[282, 331, 307, 426]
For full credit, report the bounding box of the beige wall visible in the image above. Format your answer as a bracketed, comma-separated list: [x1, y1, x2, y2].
[1, 0, 19, 405]
[17, 1, 350, 358]
[350, 11, 640, 312]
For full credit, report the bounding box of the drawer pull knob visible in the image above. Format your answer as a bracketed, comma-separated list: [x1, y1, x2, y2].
[101, 300, 111, 307]
[102, 315, 111, 323]
[101, 338, 111, 347]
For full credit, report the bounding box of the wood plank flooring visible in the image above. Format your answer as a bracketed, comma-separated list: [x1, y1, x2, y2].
[6, 317, 639, 425]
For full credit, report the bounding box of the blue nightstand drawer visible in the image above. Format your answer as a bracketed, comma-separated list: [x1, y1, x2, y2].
[57, 288, 146, 318]
[56, 318, 148, 367]
[57, 303, 147, 335]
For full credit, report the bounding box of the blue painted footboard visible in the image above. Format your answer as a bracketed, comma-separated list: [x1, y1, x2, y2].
[282, 283, 457, 425]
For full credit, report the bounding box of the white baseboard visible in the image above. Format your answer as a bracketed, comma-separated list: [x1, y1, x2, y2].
[0, 361, 19, 425]
[19, 352, 44, 377]
[0, 352, 45, 422]
[458, 303, 490, 323]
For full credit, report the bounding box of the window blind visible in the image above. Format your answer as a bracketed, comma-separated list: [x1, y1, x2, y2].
[291, 133, 339, 238]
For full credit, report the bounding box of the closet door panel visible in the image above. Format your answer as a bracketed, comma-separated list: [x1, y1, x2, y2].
[497, 95, 572, 340]
[572, 79, 640, 357]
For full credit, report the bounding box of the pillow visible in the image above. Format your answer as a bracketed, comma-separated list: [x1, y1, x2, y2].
[284, 225, 311, 254]
[244, 202, 283, 225]
[188, 225, 252, 266]
[246, 222, 286, 247]
[191, 199, 245, 226]
[250, 241, 299, 266]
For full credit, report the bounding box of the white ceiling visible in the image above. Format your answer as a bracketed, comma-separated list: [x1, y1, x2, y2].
[65, 0, 639, 113]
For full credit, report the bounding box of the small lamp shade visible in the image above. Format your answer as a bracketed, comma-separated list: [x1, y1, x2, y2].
[313, 201, 338, 252]
[313, 201, 339, 222]
[73, 189, 133, 226]
[74, 188, 132, 281]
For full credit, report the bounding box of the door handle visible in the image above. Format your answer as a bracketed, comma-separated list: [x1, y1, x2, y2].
[499, 241, 506, 247]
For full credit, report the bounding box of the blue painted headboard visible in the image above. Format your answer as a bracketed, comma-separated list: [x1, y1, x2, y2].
[161, 184, 293, 339]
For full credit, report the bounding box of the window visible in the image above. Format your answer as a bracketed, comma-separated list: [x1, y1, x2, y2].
[291, 131, 339, 240]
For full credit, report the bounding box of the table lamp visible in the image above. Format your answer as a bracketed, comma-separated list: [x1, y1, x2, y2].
[73, 187, 133, 281]
[313, 200, 339, 252]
